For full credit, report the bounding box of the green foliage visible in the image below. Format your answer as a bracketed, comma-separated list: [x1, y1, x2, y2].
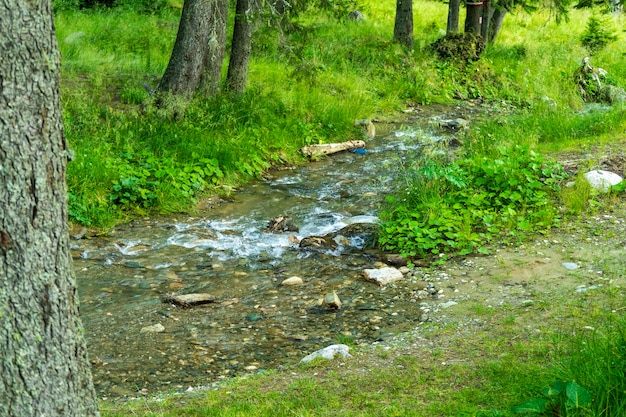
[53, 3, 626, 228]
[379, 146, 566, 257]
[580, 14, 618, 56]
[512, 380, 592, 415]
[107, 151, 224, 212]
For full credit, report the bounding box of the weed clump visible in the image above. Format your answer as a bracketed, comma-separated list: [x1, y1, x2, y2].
[429, 33, 485, 62]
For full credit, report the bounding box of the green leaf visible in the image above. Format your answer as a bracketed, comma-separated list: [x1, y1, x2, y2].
[512, 398, 548, 413]
[542, 380, 566, 397]
[565, 381, 591, 408]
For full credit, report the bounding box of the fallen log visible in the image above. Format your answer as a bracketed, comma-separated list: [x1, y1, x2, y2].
[301, 140, 365, 157]
[162, 293, 216, 308]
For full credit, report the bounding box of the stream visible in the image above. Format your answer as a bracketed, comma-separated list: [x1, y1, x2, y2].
[73, 105, 478, 399]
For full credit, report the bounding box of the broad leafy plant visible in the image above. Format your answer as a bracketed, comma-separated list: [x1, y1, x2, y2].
[379, 145, 566, 258]
[512, 380, 592, 415]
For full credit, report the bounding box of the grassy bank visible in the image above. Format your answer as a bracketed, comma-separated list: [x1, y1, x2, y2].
[54, 2, 626, 228]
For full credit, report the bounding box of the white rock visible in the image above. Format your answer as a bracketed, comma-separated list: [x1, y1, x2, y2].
[362, 267, 404, 286]
[440, 301, 458, 309]
[281, 276, 304, 286]
[583, 170, 623, 192]
[300, 344, 352, 363]
[140, 323, 165, 333]
[562, 262, 578, 270]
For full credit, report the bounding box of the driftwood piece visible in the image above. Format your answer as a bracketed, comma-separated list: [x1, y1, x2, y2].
[162, 293, 216, 308]
[301, 140, 365, 157]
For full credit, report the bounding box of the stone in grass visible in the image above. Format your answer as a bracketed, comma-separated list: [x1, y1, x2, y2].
[362, 267, 404, 286]
[583, 170, 623, 192]
[300, 344, 352, 364]
[562, 262, 579, 270]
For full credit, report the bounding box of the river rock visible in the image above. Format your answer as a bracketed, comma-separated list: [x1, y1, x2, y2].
[329, 223, 379, 239]
[162, 293, 216, 308]
[439, 118, 469, 132]
[323, 291, 342, 310]
[140, 323, 165, 333]
[281, 276, 304, 286]
[265, 216, 299, 233]
[300, 344, 352, 363]
[583, 170, 623, 192]
[299, 235, 338, 252]
[362, 267, 404, 286]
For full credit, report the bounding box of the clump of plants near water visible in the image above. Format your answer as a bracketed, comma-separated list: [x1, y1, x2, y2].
[379, 144, 567, 258]
[379, 103, 626, 259]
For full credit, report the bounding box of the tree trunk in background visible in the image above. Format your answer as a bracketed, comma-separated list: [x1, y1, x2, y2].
[0, 1, 100, 416]
[464, 1, 483, 35]
[157, 0, 212, 101]
[226, 0, 258, 93]
[488, 8, 507, 43]
[393, 0, 414, 49]
[447, 0, 461, 34]
[480, 0, 494, 46]
[199, 0, 229, 96]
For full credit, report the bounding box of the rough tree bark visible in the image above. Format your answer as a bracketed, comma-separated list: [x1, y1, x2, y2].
[0, 1, 100, 416]
[447, 0, 462, 34]
[393, 0, 414, 49]
[226, 0, 258, 93]
[156, 0, 213, 101]
[198, 0, 229, 96]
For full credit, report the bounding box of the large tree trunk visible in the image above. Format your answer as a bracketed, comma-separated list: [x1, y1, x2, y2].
[447, 0, 461, 34]
[0, 1, 100, 416]
[199, 0, 229, 96]
[156, 0, 213, 102]
[464, 1, 484, 35]
[226, 0, 258, 94]
[393, 0, 414, 49]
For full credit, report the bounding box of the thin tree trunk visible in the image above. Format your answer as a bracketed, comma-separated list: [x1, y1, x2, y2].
[226, 0, 257, 93]
[199, 0, 229, 96]
[393, 0, 414, 49]
[157, 0, 213, 101]
[0, 1, 100, 415]
[488, 8, 507, 43]
[480, 0, 494, 46]
[447, 0, 461, 34]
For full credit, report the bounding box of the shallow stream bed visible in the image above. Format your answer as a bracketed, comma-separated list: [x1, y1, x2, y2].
[74, 106, 481, 398]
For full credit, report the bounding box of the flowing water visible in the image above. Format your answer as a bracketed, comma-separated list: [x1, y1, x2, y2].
[74, 107, 472, 398]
